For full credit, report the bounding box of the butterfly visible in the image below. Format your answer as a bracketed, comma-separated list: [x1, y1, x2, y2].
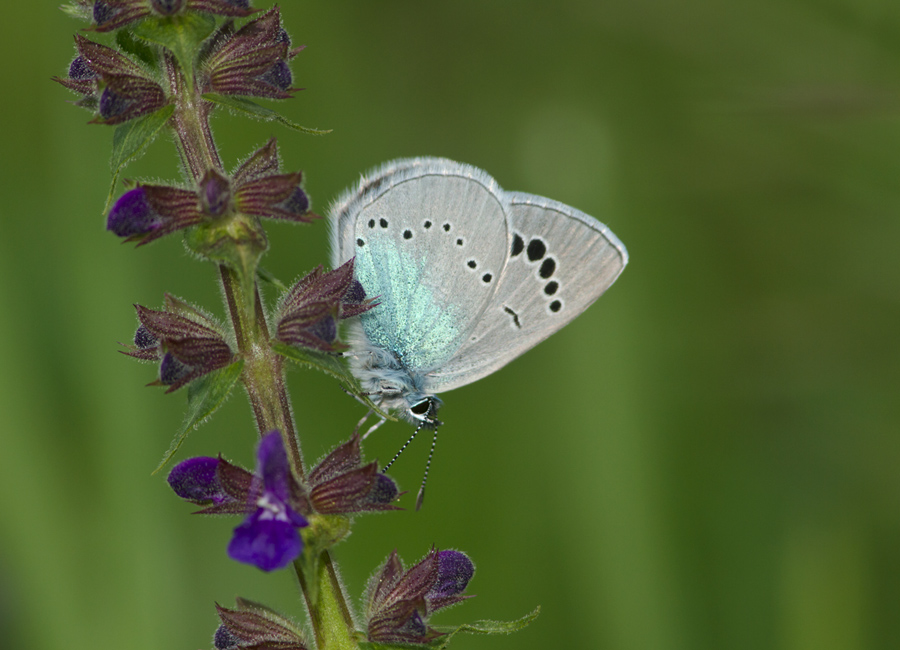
[330, 158, 627, 505]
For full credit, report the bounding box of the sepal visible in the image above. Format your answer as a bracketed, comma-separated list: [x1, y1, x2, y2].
[56, 35, 166, 125]
[89, 0, 253, 32]
[122, 298, 234, 392]
[307, 433, 401, 514]
[364, 548, 476, 646]
[215, 599, 309, 650]
[91, 0, 152, 32]
[200, 8, 298, 100]
[275, 259, 375, 352]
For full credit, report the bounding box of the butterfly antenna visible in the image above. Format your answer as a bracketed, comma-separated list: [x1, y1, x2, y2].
[415, 427, 438, 511]
[382, 422, 424, 473]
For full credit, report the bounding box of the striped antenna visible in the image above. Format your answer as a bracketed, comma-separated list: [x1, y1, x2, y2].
[381, 421, 425, 473]
[415, 427, 438, 511]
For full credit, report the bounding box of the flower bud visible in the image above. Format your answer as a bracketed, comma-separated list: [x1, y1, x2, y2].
[107, 187, 163, 238]
[167, 456, 230, 504]
[150, 0, 185, 15]
[107, 185, 204, 245]
[159, 352, 193, 385]
[215, 600, 309, 650]
[365, 547, 475, 645]
[92, 1, 151, 32]
[95, 75, 167, 124]
[275, 259, 375, 352]
[200, 8, 299, 100]
[200, 169, 233, 217]
[213, 625, 240, 650]
[121, 300, 234, 392]
[134, 324, 158, 349]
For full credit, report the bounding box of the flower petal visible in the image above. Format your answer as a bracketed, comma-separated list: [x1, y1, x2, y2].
[228, 510, 303, 572]
[256, 431, 293, 502]
[168, 456, 228, 503]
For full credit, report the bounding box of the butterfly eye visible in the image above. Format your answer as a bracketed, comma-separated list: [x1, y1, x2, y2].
[410, 399, 431, 416]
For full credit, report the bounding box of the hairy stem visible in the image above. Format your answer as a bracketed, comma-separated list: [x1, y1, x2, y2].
[219, 265, 304, 476]
[295, 553, 359, 650]
[166, 52, 222, 179]
[166, 42, 358, 648]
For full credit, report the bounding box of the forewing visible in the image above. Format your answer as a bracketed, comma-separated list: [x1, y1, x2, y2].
[331, 159, 511, 372]
[424, 192, 627, 392]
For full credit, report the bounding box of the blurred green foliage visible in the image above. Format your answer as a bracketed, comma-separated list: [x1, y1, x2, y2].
[2, 1, 899, 649]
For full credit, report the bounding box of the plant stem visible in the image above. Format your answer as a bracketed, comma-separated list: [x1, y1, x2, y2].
[166, 52, 222, 178]
[168, 42, 359, 649]
[295, 553, 359, 650]
[219, 264, 304, 476]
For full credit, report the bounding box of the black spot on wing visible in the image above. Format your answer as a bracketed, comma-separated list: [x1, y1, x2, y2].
[527, 238, 546, 262]
[539, 258, 556, 278]
[511, 233, 524, 257]
[503, 306, 521, 329]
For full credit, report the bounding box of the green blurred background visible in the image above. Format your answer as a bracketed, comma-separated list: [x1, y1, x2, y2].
[2, 1, 899, 649]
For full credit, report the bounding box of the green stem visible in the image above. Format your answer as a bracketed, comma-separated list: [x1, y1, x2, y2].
[167, 41, 359, 650]
[295, 553, 360, 650]
[166, 52, 221, 179]
[219, 264, 304, 476]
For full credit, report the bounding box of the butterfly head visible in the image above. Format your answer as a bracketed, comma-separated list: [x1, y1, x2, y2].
[407, 394, 443, 428]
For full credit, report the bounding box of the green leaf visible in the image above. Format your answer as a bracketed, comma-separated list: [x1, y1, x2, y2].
[203, 94, 332, 135]
[430, 606, 541, 648]
[358, 607, 543, 650]
[131, 13, 217, 86]
[357, 608, 540, 650]
[152, 360, 244, 474]
[106, 104, 174, 210]
[257, 266, 289, 292]
[270, 341, 395, 422]
[116, 29, 161, 70]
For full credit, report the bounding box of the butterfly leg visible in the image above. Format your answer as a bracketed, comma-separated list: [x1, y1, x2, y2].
[362, 415, 387, 439]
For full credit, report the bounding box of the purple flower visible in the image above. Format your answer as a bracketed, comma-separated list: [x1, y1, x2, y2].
[106, 185, 206, 244]
[227, 432, 309, 572]
[365, 547, 476, 645]
[167, 454, 253, 515]
[107, 187, 164, 238]
[168, 456, 232, 504]
[167, 432, 311, 571]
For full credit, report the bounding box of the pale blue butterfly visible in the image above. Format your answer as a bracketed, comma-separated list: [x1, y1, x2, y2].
[330, 158, 627, 506]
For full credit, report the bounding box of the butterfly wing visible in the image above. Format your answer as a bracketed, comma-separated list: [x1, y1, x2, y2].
[331, 158, 512, 372]
[423, 191, 628, 392]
